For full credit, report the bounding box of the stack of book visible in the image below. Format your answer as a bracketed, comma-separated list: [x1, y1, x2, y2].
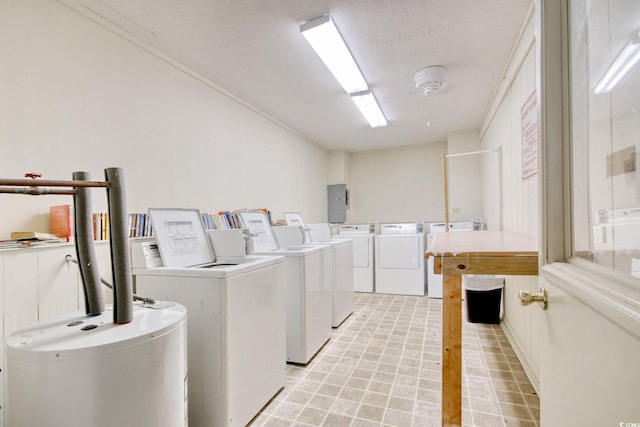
[128, 213, 153, 238]
[93, 212, 109, 241]
[48, 207, 155, 241]
[201, 209, 272, 230]
[2, 231, 65, 248]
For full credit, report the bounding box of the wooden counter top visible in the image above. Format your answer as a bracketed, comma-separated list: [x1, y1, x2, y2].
[425, 230, 538, 257]
[425, 230, 539, 427]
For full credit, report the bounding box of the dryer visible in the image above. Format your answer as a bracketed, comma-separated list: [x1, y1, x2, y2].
[282, 213, 354, 327]
[132, 208, 286, 427]
[375, 222, 425, 296]
[237, 210, 332, 364]
[427, 219, 482, 298]
[334, 223, 375, 293]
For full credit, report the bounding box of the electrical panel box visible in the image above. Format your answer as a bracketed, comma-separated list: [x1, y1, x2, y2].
[328, 184, 348, 223]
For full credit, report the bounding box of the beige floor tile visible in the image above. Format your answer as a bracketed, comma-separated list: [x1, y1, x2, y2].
[361, 390, 389, 408]
[383, 407, 414, 426]
[255, 293, 540, 427]
[296, 407, 328, 426]
[322, 413, 353, 427]
[356, 403, 385, 422]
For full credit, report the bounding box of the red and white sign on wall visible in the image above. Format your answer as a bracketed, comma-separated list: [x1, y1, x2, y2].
[521, 90, 538, 180]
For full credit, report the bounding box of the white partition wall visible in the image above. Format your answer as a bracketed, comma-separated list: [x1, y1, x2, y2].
[478, 9, 541, 391]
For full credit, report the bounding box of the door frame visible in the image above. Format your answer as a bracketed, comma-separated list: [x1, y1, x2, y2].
[537, 0, 640, 424]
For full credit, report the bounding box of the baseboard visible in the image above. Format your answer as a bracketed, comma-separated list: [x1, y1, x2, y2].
[501, 320, 540, 395]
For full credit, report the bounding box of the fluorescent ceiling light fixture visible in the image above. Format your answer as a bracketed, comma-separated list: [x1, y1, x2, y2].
[594, 36, 640, 94]
[301, 15, 368, 93]
[350, 90, 387, 128]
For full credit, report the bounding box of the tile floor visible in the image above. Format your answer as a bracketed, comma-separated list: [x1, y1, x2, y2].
[250, 293, 540, 427]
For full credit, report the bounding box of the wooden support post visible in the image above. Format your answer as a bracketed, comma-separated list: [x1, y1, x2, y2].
[427, 231, 539, 427]
[442, 153, 449, 232]
[442, 272, 462, 427]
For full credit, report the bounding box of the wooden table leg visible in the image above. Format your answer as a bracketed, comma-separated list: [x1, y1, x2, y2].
[442, 273, 462, 427]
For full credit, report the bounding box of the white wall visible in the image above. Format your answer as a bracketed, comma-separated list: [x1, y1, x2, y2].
[479, 9, 541, 391]
[328, 149, 350, 185]
[0, 0, 328, 238]
[347, 142, 448, 224]
[345, 131, 484, 225]
[446, 130, 484, 222]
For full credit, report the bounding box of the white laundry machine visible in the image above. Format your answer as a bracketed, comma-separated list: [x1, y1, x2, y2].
[426, 219, 483, 298]
[334, 223, 375, 293]
[282, 213, 354, 327]
[132, 208, 287, 427]
[237, 210, 332, 364]
[375, 222, 425, 296]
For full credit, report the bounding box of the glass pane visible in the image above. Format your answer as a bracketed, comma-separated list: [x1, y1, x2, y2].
[571, 0, 640, 278]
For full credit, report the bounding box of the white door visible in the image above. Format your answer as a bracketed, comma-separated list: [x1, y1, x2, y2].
[537, 0, 640, 424]
[539, 267, 640, 425]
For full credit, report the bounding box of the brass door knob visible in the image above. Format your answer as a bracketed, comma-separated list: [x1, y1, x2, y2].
[518, 288, 548, 310]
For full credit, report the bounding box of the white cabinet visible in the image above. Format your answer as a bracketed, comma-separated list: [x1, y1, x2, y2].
[3, 251, 39, 337]
[0, 250, 40, 427]
[37, 247, 80, 322]
[1, 241, 117, 426]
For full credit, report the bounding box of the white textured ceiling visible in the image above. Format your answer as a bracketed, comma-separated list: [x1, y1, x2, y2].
[68, 0, 532, 152]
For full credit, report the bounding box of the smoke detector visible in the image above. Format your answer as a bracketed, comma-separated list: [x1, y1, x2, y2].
[414, 66, 448, 96]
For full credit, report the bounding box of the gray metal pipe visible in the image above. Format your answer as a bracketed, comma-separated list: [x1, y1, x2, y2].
[0, 187, 76, 195]
[73, 171, 105, 316]
[0, 178, 108, 187]
[105, 167, 133, 324]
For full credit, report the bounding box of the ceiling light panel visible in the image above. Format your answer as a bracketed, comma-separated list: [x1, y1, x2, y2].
[350, 90, 388, 128]
[301, 15, 368, 94]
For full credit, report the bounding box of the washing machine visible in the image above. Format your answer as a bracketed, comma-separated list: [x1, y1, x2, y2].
[281, 213, 354, 327]
[333, 223, 375, 293]
[427, 219, 482, 298]
[132, 208, 286, 427]
[237, 210, 332, 364]
[375, 222, 425, 296]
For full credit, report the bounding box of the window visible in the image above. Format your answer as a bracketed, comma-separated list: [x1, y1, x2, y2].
[570, 0, 640, 280]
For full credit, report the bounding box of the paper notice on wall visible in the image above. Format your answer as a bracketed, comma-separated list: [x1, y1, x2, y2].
[521, 90, 538, 180]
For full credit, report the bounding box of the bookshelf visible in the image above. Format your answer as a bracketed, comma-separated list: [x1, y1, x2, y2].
[46, 207, 274, 242]
[201, 209, 273, 230]
[47, 211, 155, 241]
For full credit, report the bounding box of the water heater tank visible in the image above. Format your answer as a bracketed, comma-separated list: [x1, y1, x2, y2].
[5, 302, 188, 427]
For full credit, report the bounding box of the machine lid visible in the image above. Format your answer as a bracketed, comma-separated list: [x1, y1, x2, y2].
[307, 223, 332, 241]
[148, 208, 216, 267]
[283, 212, 305, 227]
[251, 244, 329, 256]
[132, 254, 284, 278]
[237, 210, 280, 252]
[283, 212, 314, 243]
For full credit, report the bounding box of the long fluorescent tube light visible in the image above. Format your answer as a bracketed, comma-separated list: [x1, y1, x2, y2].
[350, 90, 387, 127]
[301, 15, 368, 93]
[594, 37, 640, 94]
